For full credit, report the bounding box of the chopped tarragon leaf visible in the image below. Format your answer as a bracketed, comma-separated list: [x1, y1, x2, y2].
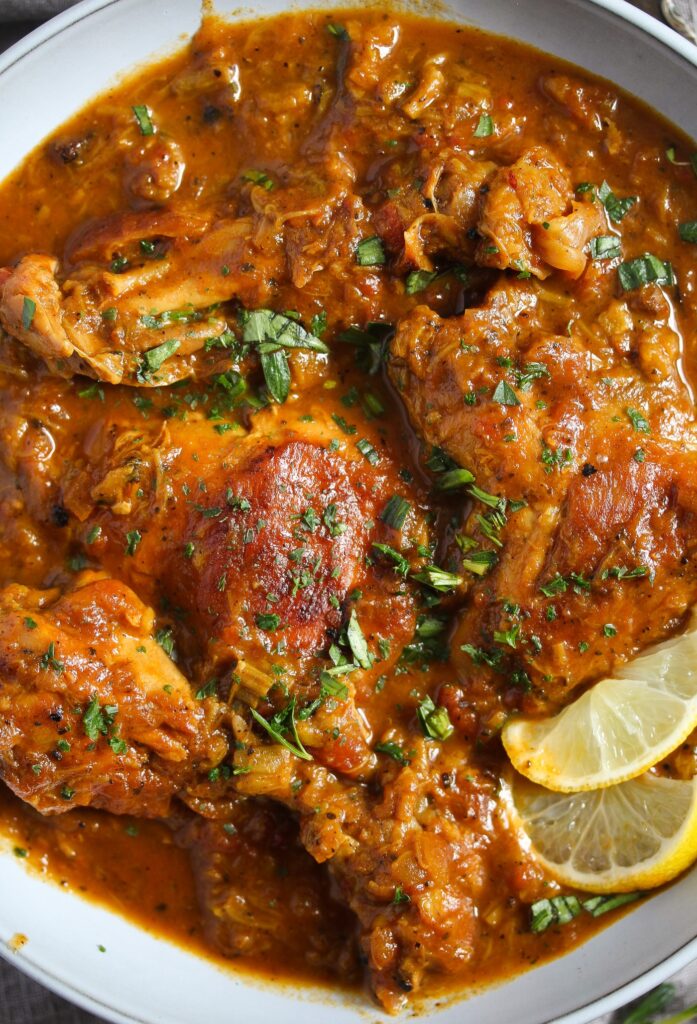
[679, 221, 697, 243]
[155, 627, 176, 659]
[261, 347, 291, 404]
[319, 674, 349, 701]
[356, 438, 380, 465]
[468, 485, 506, 512]
[530, 895, 583, 933]
[581, 892, 642, 917]
[597, 180, 637, 223]
[78, 382, 105, 401]
[256, 612, 281, 632]
[132, 104, 155, 136]
[250, 696, 313, 761]
[626, 407, 651, 434]
[492, 380, 521, 406]
[356, 235, 386, 267]
[514, 361, 550, 391]
[380, 495, 411, 530]
[337, 321, 392, 375]
[375, 740, 410, 765]
[589, 234, 621, 260]
[39, 641, 64, 673]
[332, 413, 357, 435]
[241, 309, 328, 403]
[372, 542, 410, 576]
[241, 169, 274, 190]
[539, 573, 568, 597]
[125, 530, 142, 556]
[405, 269, 438, 294]
[417, 695, 454, 740]
[412, 565, 463, 592]
[195, 678, 218, 699]
[137, 338, 180, 381]
[460, 549, 497, 576]
[22, 296, 36, 330]
[601, 565, 647, 581]
[473, 113, 494, 137]
[618, 253, 675, 290]
[346, 609, 373, 669]
[437, 467, 475, 490]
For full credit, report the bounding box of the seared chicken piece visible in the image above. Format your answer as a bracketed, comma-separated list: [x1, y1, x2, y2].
[2, 398, 424, 778]
[177, 804, 357, 976]
[0, 182, 363, 386]
[222, 721, 545, 1013]
[475, 147, 606, 279]
[388, 277, 697, 723]
[0, 573, 222, 815]
[0, 211, 281, 386]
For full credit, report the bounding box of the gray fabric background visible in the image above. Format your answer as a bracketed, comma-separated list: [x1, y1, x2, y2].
[0, 0, 696, 1021]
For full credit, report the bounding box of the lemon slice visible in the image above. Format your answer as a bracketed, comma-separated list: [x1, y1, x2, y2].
[502, 620, 697, 792]
[509, 772, 697, 893]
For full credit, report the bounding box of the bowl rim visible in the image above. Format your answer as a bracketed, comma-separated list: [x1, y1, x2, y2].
[0, 1, 696, 1022]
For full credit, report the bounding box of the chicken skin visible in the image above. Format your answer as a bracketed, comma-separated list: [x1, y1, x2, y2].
[0, 573, 222, 815]
[389, 275, 697, 727]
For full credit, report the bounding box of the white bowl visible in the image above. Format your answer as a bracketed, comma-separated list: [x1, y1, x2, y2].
[0, 1, 696, 1022]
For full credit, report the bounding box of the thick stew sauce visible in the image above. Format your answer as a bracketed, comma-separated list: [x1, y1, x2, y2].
[0, 9, 696, 1012]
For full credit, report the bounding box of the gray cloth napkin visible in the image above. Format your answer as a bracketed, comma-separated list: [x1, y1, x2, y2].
[662, 0, 697, 41]
[0, 0, 79, 20]
[0, 0, 696, 1022]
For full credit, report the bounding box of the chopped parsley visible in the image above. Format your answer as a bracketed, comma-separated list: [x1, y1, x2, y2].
[626, 407, 650, 434]
[39, 642, 64, 673]
[242, 169, 274, 190]
[255, 612, 281, 632]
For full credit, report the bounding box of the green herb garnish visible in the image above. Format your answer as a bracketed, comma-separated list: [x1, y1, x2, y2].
[416, 695, 454, 740]
[250, 696, 312, 761]
[618, 254, 675, 291]
[132, 104, 154, 136]
[473, 113, 494, 137]
[356, 236, 386, 267]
